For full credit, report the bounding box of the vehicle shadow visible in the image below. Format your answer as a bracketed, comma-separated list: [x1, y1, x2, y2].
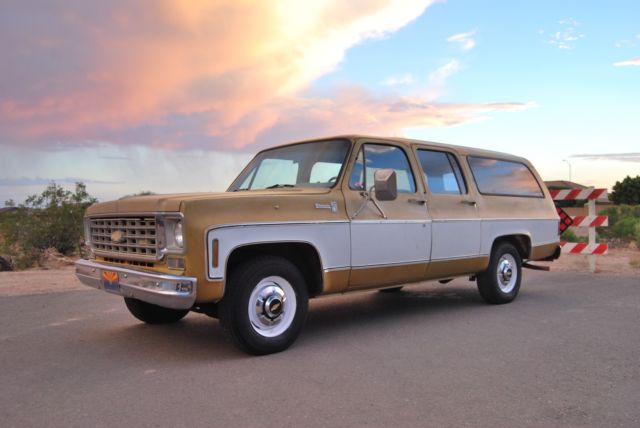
[84, 282, 488, 361]
[304, 282, 483, 338]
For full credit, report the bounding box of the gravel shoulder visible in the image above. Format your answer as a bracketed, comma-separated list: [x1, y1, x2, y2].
[0, 266, 86, 296]
[1, 248, 638, 297]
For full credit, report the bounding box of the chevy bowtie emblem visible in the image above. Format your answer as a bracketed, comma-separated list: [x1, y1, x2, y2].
[110, 230, 125, 243]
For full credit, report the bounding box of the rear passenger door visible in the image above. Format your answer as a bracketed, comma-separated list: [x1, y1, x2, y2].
[416, 148, 482, 266]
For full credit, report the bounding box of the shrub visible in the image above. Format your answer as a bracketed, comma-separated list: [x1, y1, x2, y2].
[0, 182, 96, 268]
[610, 217, 640, 239]
[561, 229, 588, 243]
[598, 204, 640, 240]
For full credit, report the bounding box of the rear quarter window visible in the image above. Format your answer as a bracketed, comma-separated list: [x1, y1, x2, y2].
[467, 156, 543, 197]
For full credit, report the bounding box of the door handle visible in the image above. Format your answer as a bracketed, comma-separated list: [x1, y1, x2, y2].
[461, 200, 477, 206]
[408, 198, 427, 205]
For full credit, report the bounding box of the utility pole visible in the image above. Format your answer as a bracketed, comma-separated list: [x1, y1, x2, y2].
[562, 159, 572, 182]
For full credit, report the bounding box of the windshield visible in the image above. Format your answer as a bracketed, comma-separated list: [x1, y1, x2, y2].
[228, 139, 351, 191]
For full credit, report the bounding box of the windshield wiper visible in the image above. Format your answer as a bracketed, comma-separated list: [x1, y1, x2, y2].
[232, 188, 249, 192]
[265, 184, 296, 189]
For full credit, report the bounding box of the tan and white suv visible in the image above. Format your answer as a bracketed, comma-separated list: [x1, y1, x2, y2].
[76, 135, 560, 354]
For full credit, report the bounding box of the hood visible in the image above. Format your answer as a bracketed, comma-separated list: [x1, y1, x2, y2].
[85, 188, 332, 215]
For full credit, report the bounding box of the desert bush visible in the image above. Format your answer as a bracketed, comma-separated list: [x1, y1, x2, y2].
[561, 229, 588, 243]
[611, 217, 640, 239]
[598, 204, 640, 241]
[0, 182, 96, 268]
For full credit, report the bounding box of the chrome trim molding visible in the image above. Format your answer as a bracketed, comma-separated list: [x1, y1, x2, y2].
[430, 254, 490, 262]
[351, 260, 428, 270]
[323, 267, 350, 273]
[75, 259, 197, 310]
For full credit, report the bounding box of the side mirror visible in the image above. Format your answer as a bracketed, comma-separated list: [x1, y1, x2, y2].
[374, 169, 397, 201]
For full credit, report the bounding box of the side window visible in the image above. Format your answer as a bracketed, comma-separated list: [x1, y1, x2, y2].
[349, 144, 416, 193]
[467, 156, 543, 197]
[417, 149, 467, 194]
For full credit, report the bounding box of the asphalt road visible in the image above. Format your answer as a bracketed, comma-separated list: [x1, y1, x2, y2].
[1, 271, 639, 427]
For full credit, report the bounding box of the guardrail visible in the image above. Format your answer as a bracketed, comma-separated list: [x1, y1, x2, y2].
[551, 188, 608, 272]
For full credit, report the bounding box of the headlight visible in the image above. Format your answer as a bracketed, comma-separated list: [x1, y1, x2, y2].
[158, 216, 186, 255]
[174, 221, 184, 248]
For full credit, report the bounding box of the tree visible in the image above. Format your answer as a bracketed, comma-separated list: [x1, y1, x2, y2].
[0, 182, 97, 268]
[610, 175, 640, 205]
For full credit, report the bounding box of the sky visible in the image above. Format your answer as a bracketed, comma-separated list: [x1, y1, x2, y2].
[1, 0, 639, 203]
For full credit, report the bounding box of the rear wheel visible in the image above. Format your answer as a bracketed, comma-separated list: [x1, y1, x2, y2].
[219, 256, 308, 355]
[124, 298, 189, 324]
[477, 242, 522, 304]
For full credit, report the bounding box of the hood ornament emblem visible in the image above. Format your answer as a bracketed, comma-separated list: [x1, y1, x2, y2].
[110, 230, 125, 243]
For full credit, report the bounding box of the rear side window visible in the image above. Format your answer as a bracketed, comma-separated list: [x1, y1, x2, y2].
[467, 156, 543, 197]
[417, 149, 467, 194]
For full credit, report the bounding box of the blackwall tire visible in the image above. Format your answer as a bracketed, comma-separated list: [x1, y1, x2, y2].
[476, 242, 522, 304]
[124, 298, 189, 324]
[219, 256, 309, 355]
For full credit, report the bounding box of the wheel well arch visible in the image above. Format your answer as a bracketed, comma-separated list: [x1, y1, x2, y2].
[226, 242, 324, 297]
[490, 234, 531, 260]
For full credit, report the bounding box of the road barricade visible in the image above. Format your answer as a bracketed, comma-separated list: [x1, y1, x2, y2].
[551, 188, 609, 272]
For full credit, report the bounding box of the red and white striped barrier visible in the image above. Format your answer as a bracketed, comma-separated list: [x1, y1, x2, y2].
[560, 242, 608, 255]
[550, 188, 608, 201]
[551, 187, 609, 267]
[570, 215, 608, 227]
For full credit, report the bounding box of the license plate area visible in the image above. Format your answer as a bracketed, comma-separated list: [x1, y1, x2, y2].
[101, 270, 121, 293]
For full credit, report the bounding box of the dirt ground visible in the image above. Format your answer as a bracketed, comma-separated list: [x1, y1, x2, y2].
[538, 247, 640, 276]
[1, 248, 638, 297]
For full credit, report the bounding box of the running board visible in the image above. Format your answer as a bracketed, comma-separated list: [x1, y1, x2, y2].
[522, 262, 550, 271]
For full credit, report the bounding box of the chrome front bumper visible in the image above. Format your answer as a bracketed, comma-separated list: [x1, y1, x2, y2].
[75, 259, 197, 310]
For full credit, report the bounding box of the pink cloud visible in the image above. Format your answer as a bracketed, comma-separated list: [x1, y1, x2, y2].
[613, 57, 640, 67]
[0, 0, 531, 151]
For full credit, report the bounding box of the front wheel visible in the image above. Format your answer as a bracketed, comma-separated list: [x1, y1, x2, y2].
[124, 298, 189, 324]
[219, 256, 309, 355]
[476, 242, 522, 304]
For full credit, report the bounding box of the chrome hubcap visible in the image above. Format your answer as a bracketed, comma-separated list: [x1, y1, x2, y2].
[259, 287, 285, 321]
[248, 276, 297, 338]
[496, 254, 517, 293]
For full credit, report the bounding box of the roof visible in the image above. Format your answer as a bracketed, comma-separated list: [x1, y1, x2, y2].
[0, 207, 18, 214]
[544, 180, 589, 190]
[265, 134, 529, 163]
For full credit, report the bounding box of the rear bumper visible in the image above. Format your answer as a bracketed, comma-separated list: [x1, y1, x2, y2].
[75, 259, 197, 310]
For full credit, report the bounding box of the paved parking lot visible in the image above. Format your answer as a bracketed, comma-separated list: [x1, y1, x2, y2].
[1, 270, 639, 427]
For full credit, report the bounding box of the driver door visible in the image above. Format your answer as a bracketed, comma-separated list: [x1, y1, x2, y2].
[343, 141, 431, 289]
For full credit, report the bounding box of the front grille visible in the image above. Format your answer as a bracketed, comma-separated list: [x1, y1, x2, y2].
[90, 217, 158, 260]
[102, 256, 155, 268]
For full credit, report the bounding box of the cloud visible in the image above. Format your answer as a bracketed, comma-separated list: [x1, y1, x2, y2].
[234, 86, 535, 145]
[380, 73, 415, 86]
[0, 0, 436, 150]
[613, 57, 640, 67]
[446, 30, 476, 51]
[0, 1, 534, 153]
[428, 59, 460, 86]
[0, 177, 120, 186]
[570, 153, 640, 163]
[544, 18, 584, 49]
